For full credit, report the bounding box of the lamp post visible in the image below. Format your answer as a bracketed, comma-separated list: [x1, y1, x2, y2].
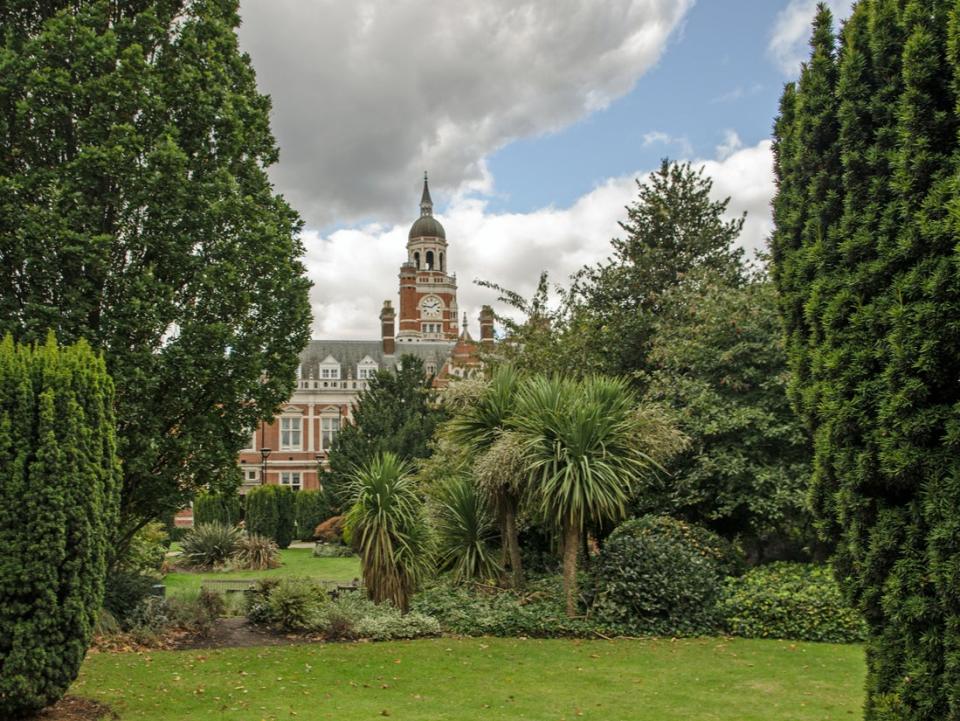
[259, 446, 271, 485]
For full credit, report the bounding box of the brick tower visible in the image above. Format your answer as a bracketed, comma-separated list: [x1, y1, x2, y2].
[395, 173, 459, 344]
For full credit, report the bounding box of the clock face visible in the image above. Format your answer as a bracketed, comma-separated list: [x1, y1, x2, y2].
[421, 296, 443, 319]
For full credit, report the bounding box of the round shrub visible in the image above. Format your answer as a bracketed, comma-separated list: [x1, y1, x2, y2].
[718, 562, 867, 643]
[181, 522, 241, 569]
[589, 515, 737, 636]
[254, 578, 328, 632]
[0, 336, 121, 718]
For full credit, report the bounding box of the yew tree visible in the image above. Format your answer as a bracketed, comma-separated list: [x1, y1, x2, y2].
[771, 3, 960, 718]
[0, 0, 312, 548]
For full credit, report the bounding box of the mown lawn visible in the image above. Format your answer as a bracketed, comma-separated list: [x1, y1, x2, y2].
[163, 548, 360, 597]
[73, 637, 865, 720]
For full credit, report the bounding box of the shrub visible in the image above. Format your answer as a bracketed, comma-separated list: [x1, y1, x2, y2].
[314, 514, 346, 543]
[127, 589, 226, 640]
[117, 521, 169, 579]
[0, 336, 122, 719]
[295, 489, 332, 541]
[233, 534, 280, 570]
[103, 571, 161, 626]
[193, 491, 242, 526]
[246, 578, 328, 632]
[313, 542, 355, 558]
[588, 515, 737, 636]
[245, 485, 279, 541]
[275, 486, 296, 549]
[316, 593, 440, 641]
[432, 476, 500, 583]
[718, 562, 866, 643]
[412, 578, 594, 638]
[181, 522, 241, 569]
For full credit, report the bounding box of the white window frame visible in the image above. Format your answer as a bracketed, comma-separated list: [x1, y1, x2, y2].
[280, 471, 302, 491]
[243, 468, 259, 483]
[280, 416, 302, 451]
[321, 414, 341, 451]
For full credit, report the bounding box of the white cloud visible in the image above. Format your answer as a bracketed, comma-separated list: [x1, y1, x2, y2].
[237, 0, 693, 227]
[715, 129, 742, 160]
[768, 0, 854, 76]
[642, 130, 694, 159]
[304, 138, 775, 340]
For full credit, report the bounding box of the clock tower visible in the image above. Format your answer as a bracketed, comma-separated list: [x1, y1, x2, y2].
[395, 173, 459, 343]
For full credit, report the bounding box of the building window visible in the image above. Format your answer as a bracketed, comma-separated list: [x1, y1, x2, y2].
[280, 471, 301, 491]
[321, 416, 340, 450]
[358, 364, 377, 379]
[320, 366, 339, 379]
[280, 416, 302, 450]
[243, 468, 259, 483]
[242, 430, 256, 451]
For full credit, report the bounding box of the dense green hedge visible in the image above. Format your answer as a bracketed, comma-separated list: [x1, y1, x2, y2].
[0, 336, 121, 718]
[245, 485, 295, 548]
[294, 490, 332, 541]
[718, 563, 866, 644]
[587, 515, 739, 636]
[193, 491, 242, 526]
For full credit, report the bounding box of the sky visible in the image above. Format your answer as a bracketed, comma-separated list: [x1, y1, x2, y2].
[236, 0, 853, 340]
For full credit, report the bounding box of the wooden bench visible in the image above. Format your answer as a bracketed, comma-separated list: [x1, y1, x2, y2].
[199, 578, 363, 597]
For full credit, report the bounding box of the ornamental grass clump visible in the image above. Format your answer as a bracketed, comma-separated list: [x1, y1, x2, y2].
[233, 533, 280, 570]
[180, 522, 241, 569]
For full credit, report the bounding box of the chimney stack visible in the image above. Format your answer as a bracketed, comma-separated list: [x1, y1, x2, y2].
[380, 300, 396, 355]
[479, 305, 495, 346]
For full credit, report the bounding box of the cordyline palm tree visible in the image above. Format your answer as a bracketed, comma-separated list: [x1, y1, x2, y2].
[432, 474, 501, 584]
[447, 365, 526, 587]
[344, 452, 432, 612]
[514, 375, 674, 617]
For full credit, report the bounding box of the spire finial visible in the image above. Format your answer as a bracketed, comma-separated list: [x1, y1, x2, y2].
[420, 172, 433, 217]
[462, 312, 467, 329]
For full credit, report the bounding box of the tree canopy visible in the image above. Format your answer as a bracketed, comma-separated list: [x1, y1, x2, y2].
[0, 0, 312, 545]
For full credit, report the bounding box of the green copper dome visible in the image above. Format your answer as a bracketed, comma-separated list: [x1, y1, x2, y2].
[409, 214, 446, 239]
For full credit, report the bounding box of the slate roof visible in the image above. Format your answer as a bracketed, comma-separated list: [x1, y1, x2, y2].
[298, 339, 456, 379]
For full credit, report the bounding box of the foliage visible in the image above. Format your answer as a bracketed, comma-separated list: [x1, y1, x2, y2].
[314, 515, 346, 544]
[180, 523, 241, 570]
[513, 375, 684, 615]
[430, 476, 501, 583]
[126, 590, 225, 640]
[294, 490, 333, 541]
[193, 492, 243, 528]
[313, 543, 355, 558]
[0, 0, 312, 548]
[641, 272, 814, 555]
[103, 571, 161, 626]
[0, 334, 121, 718]
[770, 3, 960, 718]
[274, 485, 296, 549]
[233, 534, 280, 571]
[344, 452, 433, 612]
[412, 578, 595, 638]
[719, 563, 866, 644]
[316, 593, 441, 641]
[117, 521, 170, 580]
[588, 516, 734, 636]
[256, 578, 328, 632]
[571, 159, 747, 380]
[447, 366, 526, 587]
[326, 355, 445, 509]
[244, 485, 279, 543]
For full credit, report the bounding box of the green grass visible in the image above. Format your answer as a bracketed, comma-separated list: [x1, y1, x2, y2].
[73, 637, 865, 720]
[163, 548, 360, 597]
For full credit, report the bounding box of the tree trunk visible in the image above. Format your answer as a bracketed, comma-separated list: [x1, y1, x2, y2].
[503, 498, 523, 589]
[562, 519, 580, 617]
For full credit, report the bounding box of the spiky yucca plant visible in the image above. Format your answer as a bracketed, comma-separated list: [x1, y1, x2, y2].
[433, 476, 500, 584]
[344, 453, 432, 612]
[233, 534, 280, 570]
[181, 522, 241, 570]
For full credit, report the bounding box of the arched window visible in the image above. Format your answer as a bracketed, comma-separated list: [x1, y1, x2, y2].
[426, 250, 434, 270]
[414, 251, 420, 269]
[439, 251, 444, 271]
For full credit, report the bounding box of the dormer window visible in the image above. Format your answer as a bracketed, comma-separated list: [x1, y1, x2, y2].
[357, 356, 379, 380]
[318, 354, 340, 380]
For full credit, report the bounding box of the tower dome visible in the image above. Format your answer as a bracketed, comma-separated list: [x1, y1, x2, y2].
[408, 172, 446, 239]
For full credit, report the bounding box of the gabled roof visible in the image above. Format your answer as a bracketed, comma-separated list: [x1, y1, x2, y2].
[298, 339, 456, 379]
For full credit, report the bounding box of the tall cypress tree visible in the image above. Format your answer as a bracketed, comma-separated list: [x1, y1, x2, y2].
[772, 2, 960, 718]
[0, 335, 121, 718]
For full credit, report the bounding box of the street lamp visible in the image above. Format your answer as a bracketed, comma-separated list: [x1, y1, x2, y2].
[259, 446, 271, 485]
